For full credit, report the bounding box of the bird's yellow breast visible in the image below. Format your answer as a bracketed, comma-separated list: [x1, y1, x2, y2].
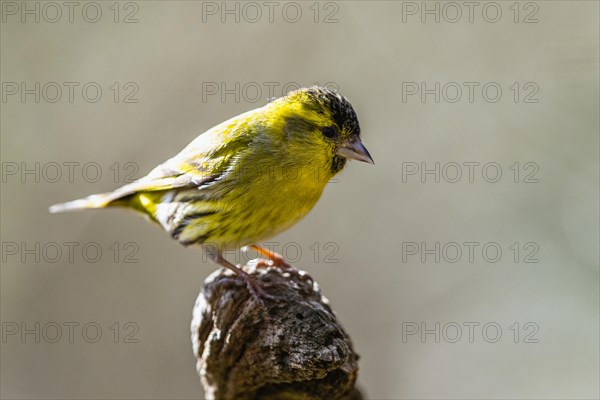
[136, 157, 333, 250]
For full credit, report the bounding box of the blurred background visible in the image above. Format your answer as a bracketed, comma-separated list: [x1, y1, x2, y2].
[1, 1, 598, 399]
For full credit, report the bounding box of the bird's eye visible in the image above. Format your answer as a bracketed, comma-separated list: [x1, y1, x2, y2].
[321, 126, 338, 139]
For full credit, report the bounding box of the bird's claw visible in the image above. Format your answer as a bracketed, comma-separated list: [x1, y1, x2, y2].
[214, 274, 284, 304]
[252, 258, 314, 285]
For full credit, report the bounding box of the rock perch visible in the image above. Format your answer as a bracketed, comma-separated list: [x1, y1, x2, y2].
[191, 261, 362, 400]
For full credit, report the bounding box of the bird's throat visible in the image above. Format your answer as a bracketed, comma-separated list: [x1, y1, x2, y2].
[331, 155, 347, 175]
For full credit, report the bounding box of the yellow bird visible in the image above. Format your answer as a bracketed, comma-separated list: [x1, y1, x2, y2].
[50, 86, 373, 299]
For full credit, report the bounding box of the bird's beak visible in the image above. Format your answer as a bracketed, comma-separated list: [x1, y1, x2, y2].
[336, 138, 374, 164]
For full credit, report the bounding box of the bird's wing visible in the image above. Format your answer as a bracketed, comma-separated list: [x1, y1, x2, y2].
[49, 110, 258, 213]
[104, 111, 256, 202]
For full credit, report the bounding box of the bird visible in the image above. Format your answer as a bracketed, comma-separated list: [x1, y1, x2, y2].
[49, 86, 373, 300]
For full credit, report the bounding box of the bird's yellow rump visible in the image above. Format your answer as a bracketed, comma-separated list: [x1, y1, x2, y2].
[50, 86, 373, 299]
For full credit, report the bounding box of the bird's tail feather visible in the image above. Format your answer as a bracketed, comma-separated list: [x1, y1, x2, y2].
[49, 193, 116, 213]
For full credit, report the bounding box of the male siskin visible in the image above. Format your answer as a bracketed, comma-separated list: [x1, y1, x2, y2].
[50, 86, 373, 299]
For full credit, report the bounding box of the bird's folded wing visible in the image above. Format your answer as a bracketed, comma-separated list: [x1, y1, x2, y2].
[100, 160, 225, 204]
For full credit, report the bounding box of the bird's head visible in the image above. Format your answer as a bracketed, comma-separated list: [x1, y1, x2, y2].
[267, 86, 373, 175]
